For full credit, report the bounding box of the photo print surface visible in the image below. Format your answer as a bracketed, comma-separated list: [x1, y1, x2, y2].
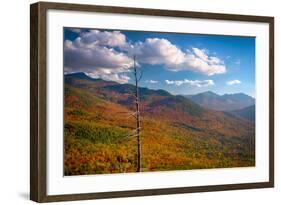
[63, 27, 255, 176]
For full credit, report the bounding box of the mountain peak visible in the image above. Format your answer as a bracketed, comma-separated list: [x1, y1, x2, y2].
[65, 72, 92, 80]
[185, 91, 255, 111]
[201, 91, 219, 96]
[221, 92, 255, 101]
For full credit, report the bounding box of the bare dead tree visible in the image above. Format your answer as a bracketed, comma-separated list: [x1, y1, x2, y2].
[133, 55, 142, 172]
[115, 55, 142, 172]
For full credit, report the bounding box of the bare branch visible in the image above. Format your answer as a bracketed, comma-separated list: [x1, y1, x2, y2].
[122, 133, 139, 140]
[137, 70, 143, 82]
[126, 111, 137, 119]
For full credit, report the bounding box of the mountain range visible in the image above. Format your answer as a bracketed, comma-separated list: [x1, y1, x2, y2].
[65, 72, 204, 117]
[231, 105, 255, 122]
[64, 72, 255, 175]
[184, 91, 255, 111]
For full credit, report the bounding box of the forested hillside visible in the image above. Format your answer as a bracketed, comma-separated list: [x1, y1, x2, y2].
[64, 73, 255, 175]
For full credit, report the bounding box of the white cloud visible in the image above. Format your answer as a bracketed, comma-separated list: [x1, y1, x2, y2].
[165, 79, 214, 87]
[79, 29, 127, 48]
[65, 38, 132, 69]
[209, 56, 222, 64]
[64, 29, 227, 84]
[64, 37, 133, 83]
[127, 39, 226, 76]
[165, 80, 175, 85]
[88, 68, 130, 84]
[131, 38, 186, 66]
[192, 47, 209, 61]
[145, 80, 158, 84]
[184, 51, 226, 76]
[227, 79, 241, 85]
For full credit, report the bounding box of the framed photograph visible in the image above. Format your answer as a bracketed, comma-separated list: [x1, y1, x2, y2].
[30, 1, 274, 202]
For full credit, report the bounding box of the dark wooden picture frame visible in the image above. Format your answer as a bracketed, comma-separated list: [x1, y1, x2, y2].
[30, 1, 274, 202]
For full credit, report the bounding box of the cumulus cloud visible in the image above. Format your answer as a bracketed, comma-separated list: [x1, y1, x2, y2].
[227, 79, 241, 85]
[128, 39, 226, 75]
[64, 34, 133, 83]
[192, 48, 209, 61]
[145, 80, 159, 84]
[88, 68, 130, 84]
[130, 38, 186, 66]
[183, 48, 225, 75]
[64, 38, 132, 69]
[79, 29, 127, 48]
[64, 29, 227, 84]
[165, 79, 214, 87]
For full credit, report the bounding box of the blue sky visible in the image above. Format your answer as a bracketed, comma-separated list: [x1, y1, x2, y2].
[64, 28, 255, 97]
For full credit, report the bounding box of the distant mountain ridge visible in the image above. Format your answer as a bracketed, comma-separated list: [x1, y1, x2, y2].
[64, 72, 205, 117]
[231, 105, 255, 122]
[184, 91, 255, 111]
[65, 72, 170, 96]
[64, 72, 255, 131]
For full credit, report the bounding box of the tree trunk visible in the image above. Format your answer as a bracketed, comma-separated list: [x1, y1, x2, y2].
[133, 55, 141, 172]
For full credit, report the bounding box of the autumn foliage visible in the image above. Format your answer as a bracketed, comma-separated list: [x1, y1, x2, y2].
[64, 73, 255, 175]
